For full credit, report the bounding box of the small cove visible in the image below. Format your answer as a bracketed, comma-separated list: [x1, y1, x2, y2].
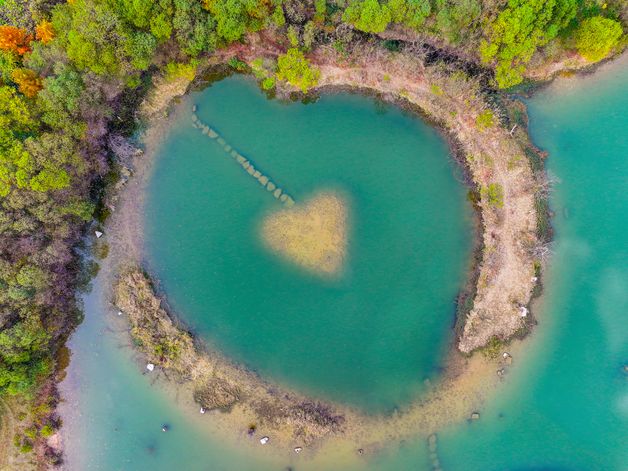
[143, 76, 473, 412]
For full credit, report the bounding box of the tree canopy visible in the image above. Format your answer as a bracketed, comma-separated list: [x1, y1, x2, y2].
[575, 16, 623, 62]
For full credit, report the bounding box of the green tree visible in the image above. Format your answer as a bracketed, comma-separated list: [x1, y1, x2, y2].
[203, 0, 274, 42]
[173, 0, 217, 56]
[434, 0, 481, 43]
[276, 48, 320, 92]
[388, 0, 431, 30]
[0, 318, 51, 396]
[480, 0, 578, 88]
[343, 0, 391, 33]
[0, 86, 37, 196]
[575, 16, 623, 62]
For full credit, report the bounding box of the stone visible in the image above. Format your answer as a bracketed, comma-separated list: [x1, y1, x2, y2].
[253, 171, 261, 178]
[502, 352, 513, 365]
[273, 188, 282, 198]
[259, 176, 269, 185]
[95, 230, 103, 238]
[280, 194, 288, 202]
[192, 105, 197, 112]
[236, 155, 246, 164]
[259, 436, 269, 445]
[294, 447, 302, 454]
[247, 166, 256, 175]
[146, 363, 155, 372]
[117, 311, 123, 316]
[470, 412, 480, 420]
[519, 306, 528, 317]
[266, 182, 276, 192]
[200, 407, 206, 414]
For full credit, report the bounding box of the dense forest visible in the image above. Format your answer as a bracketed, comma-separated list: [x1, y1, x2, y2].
[0, 0, 625, 461]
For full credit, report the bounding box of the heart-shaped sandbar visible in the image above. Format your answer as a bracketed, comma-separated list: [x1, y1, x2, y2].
[261, 192, 348, 276]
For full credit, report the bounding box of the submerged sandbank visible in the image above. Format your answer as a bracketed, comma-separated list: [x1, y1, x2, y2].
[261, 192, 348, 276]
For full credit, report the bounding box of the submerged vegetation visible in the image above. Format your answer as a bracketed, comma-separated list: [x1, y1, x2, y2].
[0, 0, 625, 464]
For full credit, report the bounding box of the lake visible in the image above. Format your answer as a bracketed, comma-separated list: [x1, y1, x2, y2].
[59, 57, 628, 470]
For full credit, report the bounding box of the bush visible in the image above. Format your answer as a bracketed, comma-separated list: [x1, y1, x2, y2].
[40, 424, 54, 438]
[276, 48, 320, 92]
[575, 16, 623, 62]
[481, 183, 504, 208]
[476, 109, 495, 130]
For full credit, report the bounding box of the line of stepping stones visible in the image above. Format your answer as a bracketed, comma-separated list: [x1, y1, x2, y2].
[191, 107, 295, 207]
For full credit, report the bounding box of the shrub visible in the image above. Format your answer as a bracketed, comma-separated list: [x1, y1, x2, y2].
[261, 76, 276, 90]
[481, 183, 504, 208]
[276, 48, 320, 92]
[575, 16, 623, 62]
[476, 109, 495, 130]
[40, 424, 54, 438]
[165, 60, 198, 82]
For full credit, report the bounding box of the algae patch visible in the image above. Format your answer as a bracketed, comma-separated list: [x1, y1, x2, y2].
[261, 192, 348, 276]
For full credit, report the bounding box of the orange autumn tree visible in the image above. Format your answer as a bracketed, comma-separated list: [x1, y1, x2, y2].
[11, 69, 43, 98]
[35, 20, 55, 44]
[0, 26, 32, 55]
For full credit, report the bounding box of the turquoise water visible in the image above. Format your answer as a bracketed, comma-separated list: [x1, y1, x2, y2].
[143, 76, 472, 411]
[60, 58, 628, 470]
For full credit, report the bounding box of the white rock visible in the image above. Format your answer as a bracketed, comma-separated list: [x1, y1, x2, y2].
[519, 306, 528, 317]
[146, 363, 155, 372]
[95, 231, 103, 238]
[294, 447, 302, 454]
[200, 407, 206, 414]
[117, 311, 123, 316]
[259, 436, 269, 445]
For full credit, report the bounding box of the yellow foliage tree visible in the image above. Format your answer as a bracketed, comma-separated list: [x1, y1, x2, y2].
[36, 21, 56, 44]
[11, 69, 43, 98]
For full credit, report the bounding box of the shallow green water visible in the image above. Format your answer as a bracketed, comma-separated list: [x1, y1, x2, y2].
[60, 58, 628, 470]
[143, 76, 472, 411]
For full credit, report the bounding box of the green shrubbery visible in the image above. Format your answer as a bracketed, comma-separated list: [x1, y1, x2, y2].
[575, 16, 624, 62]
[481, 183, 505, 208]
[276, 48, 320, 92]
